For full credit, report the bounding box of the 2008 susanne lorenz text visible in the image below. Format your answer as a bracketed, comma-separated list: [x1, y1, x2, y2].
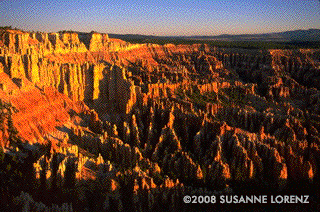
[185, 195, 310, 204]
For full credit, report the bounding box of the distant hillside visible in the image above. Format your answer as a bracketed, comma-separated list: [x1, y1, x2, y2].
[109, 29, 320, 43]
[188, 29, 320, 42]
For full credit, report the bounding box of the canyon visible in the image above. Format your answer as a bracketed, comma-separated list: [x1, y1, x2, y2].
[0, 28, 320, 211]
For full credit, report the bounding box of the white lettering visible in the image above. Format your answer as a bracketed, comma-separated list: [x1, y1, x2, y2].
[220, 195, 225, 204]
[304, 195, 309, 203]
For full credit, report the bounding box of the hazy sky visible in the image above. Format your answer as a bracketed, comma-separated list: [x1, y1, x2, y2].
[0, 0, 319, 36]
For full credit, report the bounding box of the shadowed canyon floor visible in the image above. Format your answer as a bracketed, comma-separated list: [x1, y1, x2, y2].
[1, 28, 320, 211]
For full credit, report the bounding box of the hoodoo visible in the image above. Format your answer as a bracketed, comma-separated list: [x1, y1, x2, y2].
[0, 27, 319, 211]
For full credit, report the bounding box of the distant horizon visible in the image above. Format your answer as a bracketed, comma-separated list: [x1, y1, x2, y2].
[2, 25, 320, 38]
[108, 28, 320, 37]
[1, 0, 319, 36]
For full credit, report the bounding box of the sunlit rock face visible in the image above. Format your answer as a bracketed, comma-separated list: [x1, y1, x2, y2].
[1, 28, 320, 211]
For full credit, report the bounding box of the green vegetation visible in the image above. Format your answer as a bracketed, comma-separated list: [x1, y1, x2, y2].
[219, 87, 249, 107]
[188, 90, 217, 108]
[175, 85, 218, 109]
[0, 26, 12, 30]
[58, 30, 78, 33]
[0, 100, 21, 147]
[0, 100, 33, 207]
[175, 85, 262, 110]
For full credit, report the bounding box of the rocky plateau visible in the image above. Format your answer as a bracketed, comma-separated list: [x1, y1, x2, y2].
[0, 28, 320, 211]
